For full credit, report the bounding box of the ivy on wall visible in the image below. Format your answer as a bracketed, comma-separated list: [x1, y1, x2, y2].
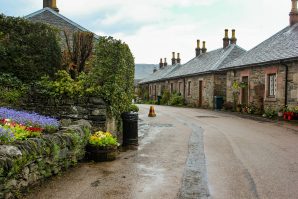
[91, 36, 135, 118]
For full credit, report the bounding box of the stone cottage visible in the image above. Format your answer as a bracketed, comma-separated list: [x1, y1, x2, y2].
[221, 0, 298, 110]
[139, 30, 246, 108]
[25, 0, 99, 47]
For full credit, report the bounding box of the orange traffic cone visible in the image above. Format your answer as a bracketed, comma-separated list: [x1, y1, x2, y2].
[148, 106, 156, 117]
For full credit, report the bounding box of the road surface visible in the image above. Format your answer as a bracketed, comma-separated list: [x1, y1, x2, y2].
[26, 105, 298, 199]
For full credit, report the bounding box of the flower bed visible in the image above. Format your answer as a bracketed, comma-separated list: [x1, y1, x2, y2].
[0, 107, 59, 143]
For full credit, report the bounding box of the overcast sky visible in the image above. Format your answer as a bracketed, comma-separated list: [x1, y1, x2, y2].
[0, 0, 292, 64]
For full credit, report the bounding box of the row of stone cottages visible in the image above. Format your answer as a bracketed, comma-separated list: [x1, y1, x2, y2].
[139, 1, 298, 111]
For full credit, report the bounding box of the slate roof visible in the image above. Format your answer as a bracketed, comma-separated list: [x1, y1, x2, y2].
[139, 44, 246, 84]
[221, 23, 298, 69]
[168, 44, 245, 79]
[138, 64, 182, 84]
[24, 8, 99, 39]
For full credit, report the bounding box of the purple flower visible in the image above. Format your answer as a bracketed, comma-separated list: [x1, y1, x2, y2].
[0, 107, 60, 130]
[0, 126, 15, 142]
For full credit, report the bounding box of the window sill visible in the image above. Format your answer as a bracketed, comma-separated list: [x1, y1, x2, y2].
[265, 97, 277, 102]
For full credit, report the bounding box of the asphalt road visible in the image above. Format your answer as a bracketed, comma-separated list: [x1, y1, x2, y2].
[26, 105, 298, 199]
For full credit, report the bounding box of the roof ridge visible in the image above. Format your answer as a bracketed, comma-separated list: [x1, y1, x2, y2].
[24, 8, 99, 39]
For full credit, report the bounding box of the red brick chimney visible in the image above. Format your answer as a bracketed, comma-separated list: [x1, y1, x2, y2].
[176, 53, 181, 64]
[172, 52, 176, 65]
[159, 58, 163, 69]
[201, 41, 207, 53]
[290, 0, 298, 26]
[230, 29, 237, 45]
[43, 0, 59, 12]
[195, 40, 201, 56]
[164, 58, 168, 67]
[223, 29, 229, 48]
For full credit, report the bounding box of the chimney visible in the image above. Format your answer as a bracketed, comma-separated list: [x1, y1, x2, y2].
[201, 41, 207, 53]
[223, 29, 229, 48]
[159, 58, 163, 69]
[43, 0, 59, 12]
[176, 53, 181, 64]
[153, 67, 157, 73]
[230, 29, 237, 45]
[164, 58, 168, 67]
[195, 40, 201, 57]
[290, 0, 298, 26]
[172, 52, 176, 65]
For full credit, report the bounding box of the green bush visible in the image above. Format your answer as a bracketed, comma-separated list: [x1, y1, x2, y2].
[0, 73, 28, 105]
[160, 90, 171, 105]
[263, 106, 277, 118]
[34, 70, 100, 99]
[169, 92, 185, 106]
[0, 14, 61, 83]
[129, 104, 139, 112]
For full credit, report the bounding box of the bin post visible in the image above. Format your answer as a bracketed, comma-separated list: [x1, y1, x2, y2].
[121, 112, 138, 146]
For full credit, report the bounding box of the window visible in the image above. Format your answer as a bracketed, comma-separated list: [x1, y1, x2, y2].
[188, 81, 191, 96]
[178, 82, 182, 94]
[268, 74, 277, 97]
[170, 83, 174, 94]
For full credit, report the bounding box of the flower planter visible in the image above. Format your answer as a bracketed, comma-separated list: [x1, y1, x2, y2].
[85, 144, 118, 162]
[284, 112, 295, 121]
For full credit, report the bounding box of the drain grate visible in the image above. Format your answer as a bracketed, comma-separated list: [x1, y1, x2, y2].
[196, 116, 218, 118]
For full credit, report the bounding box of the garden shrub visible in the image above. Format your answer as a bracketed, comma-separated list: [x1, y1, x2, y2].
[0, 73, 28, 106]
[91, 36, 135, 118]
[169, 92, 185, 106]
[0, 14, 61, 83]
[34, 70, 100, 99]
[160, 90, 171, 105]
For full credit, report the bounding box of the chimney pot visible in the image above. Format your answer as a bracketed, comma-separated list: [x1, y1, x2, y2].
[196, 39, 201, 57]
[159, 58, 163, 69]
[202, 41, 207, 53]
[172, 52, 176, 65]
[176, 53, 181, 64]
[290, 0, 298, 26]
[43, 0, 59, 12]
[223, 29, 230, 48]
[230, 29, 237, 45]
[164, 58, 168, 67]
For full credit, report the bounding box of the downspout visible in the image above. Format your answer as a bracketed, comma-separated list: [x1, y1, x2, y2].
[183, 78, 186, 100]
[281, 62, 289, 107]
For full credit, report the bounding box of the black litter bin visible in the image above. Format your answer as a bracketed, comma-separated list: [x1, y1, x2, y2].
[157, 95, 162, 105]
[214, 96, 224, 110]
[122, 112, 138, 146]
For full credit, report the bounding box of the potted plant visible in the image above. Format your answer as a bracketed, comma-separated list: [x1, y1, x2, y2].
[236, 104, 242, 112]
[86, 131, 120, 162]
[122, 104, 139, 146]
[277, 106, 285, 117]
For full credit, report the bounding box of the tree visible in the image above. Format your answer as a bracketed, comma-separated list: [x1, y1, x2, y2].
[64, 31, 94, 79]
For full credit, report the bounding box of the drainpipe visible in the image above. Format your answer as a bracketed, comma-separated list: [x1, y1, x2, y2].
[281, 62, 289, 107]
[183, 78, 186, 100]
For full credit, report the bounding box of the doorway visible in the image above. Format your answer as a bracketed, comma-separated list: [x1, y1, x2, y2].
[198, 81, 203, 107]
[241, 76, 249, 105]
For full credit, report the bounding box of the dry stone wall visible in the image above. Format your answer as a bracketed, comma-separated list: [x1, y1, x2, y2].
[0, 120, 91, 199]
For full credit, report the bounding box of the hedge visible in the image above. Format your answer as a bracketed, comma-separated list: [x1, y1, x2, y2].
[0, 14, 61, 83]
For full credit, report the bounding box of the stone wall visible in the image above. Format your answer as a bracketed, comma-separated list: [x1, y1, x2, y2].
[0, 120, 91, 198]
[21, 96, 107, 132]
[226, 61, 298, 110]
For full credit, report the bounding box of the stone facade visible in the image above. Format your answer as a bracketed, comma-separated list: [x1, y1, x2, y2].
[147, 73, 227, 108]
[0, 120, 91, 198]
[225, 62, 298, 110]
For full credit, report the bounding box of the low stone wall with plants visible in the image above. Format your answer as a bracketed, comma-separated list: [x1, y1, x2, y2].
[21, 96, 107, 131]
[0, 120, 91, 198]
